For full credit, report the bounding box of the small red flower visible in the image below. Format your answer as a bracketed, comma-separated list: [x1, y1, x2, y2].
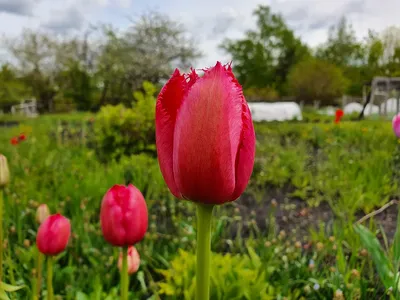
[18, 133, 26, 141]
[10, 137, 18, 145]
[335, 109, 344, 124]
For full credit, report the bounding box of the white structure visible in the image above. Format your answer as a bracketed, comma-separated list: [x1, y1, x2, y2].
[344, 102, 379, 116]
[11, 99, 38, 118]
[366, 77, 400, 115]
[380, 98, 400, 114]
[248, 102, 302, 122]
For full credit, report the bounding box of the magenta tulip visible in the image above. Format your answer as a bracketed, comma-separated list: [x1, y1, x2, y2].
[36, 214, 71, 256]
[393, 113, 400, 137]
[155, 62, 256, 205]
[100, 184, 148, 247]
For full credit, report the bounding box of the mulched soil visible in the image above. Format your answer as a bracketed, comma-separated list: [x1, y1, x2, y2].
[228, 187, 399, 242]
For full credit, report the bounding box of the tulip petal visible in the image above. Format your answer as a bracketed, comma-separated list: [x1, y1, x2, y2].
[173, 62, 243, 204]
[231, 100, 256, 200]
[156, 69, 194, 198]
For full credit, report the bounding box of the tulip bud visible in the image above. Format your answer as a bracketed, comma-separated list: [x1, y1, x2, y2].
[156, 62, 256, 205]
[36, 214, 71, 255]
[36, 204, 50, 224]
[100, 184, 148, 247]
[0, 154, 10, 188]
[393, 113, 400, 137]
[117, 246, 140, 275]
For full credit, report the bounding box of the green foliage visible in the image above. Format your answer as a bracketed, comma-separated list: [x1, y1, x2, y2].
[316, 17, 364, 67]
[221, 5, 309, 94]
[287, 58, 348, 105]
[355, 225, 394, 289]
[243, 87, 279, 102]
[0, 65, 28, 111]
[0, 113, 399, 298]
[157, 249, 275, 300]
[58, 63, 94, 111]
[91, 81, 156, 161]
[3, 11, 200, 113]
[253, 120, 398, 215]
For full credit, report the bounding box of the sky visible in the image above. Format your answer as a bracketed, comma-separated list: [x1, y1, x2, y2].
[0, 0, 399, 67]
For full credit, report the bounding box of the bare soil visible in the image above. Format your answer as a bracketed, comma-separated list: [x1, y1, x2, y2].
[228, 187, 399, 242]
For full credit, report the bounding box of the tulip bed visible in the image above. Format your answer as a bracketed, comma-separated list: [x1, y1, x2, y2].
[0, 114, 399, 299]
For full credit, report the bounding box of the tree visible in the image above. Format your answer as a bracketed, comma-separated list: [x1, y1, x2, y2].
[220, 5, 309, 94]
[3, 11, 200, 112]
[96, 12, 201, 106]
[5, 30, 61, 112]
[287, 58, 348, 105]
[316, 17, 369, 96]
[316, 17, 364, 67]
[0, 64, 29, 112]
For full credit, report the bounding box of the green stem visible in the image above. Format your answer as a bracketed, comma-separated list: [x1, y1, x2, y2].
[195, 203, 214, 300]
[0, 188, 3, 282]
[121, 246, 129, 300]
[36, 252, 44, 300]
[47, 257, 53, 300]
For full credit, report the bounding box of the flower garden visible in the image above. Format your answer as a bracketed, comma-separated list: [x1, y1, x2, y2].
[1, 64, 400, 300]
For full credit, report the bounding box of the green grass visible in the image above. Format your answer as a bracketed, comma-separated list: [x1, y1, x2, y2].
[0, 114, 398, 299]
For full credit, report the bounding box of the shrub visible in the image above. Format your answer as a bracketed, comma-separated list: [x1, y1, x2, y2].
[287, 58, 348, 105]
[156, 249, 276, 300]
[91, 81, 156, 161]
[243, 87, 280, 102]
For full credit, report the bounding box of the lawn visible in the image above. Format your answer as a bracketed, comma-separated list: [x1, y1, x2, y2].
[0, 114, 398, 299]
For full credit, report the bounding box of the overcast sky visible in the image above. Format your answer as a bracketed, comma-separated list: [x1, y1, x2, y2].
[0, 0, 399, 67]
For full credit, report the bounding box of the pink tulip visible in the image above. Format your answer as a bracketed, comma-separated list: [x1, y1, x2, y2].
[155, 62, 256, 205]
[100, 184, 148, 247]
[36, 214, 71, 256]
[393, 113, 400, 138]
[118, 246, 140, 275]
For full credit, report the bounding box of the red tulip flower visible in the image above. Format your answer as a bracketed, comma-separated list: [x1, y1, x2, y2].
[36, 214, 71, 256]
[100, 184, 148, 247]
[10, 137, 18, 146]
[118, 246, 140, 275]
[155, 62, 256, 205]
[156, 61, 256, 300]
[335, 109, 344, 124]
[18, 133, 26, 141]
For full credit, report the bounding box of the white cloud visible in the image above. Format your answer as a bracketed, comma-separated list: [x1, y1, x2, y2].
[43, 6, 85, 32]
[0, 0, 36, 16]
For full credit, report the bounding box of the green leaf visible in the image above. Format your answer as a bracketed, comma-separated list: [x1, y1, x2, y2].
[355, 224, 394, 289]
[392, 205, 400, 269]
[75, 291, 89, 300]
[247, 246, 261, 269]
[0, 290, 9, 300]
[0, 282, 24, 292]
[336, 242, 346, 274]
[137, 271, 147, 292]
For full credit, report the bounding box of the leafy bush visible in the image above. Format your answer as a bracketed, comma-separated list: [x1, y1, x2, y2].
[91, 81, 156, 161]
[243, 87, 280, 102]
[157, 249, 276, 300]
[287, 58, 348, 105]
